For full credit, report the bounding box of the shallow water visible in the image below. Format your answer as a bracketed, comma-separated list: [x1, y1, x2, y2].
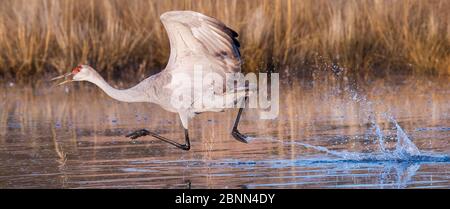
[0, 76, 449, 188]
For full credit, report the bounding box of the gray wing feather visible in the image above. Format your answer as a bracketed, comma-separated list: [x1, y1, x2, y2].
[160, 11, 241, 74]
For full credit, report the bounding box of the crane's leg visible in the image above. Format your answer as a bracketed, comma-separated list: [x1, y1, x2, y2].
[126, 128, 190, 151]
[232, 97, 249, 143]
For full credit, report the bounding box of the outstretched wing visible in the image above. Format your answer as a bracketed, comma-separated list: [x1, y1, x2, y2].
[160, 11, 241, 74]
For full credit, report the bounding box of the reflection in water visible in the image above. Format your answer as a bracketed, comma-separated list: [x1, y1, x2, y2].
[230, 161, 425, 189]
[0, 76, 449, 188]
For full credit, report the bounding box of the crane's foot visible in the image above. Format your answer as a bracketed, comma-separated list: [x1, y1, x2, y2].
[126, 129, 150, 140]
[126, 129, 191, 151]
[179, 144, 190, 151]
[232, 130, 248, 143]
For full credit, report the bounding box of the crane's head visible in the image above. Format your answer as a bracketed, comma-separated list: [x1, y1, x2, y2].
[51, 65, 95, 86]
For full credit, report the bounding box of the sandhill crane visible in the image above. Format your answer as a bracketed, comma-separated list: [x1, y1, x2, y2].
[52, 11, 250, 151]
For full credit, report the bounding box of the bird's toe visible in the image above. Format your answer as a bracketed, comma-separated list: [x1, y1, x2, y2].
[232, 130, 248, 143]
[126, 129, 150, 139]
[180, 144, 191, 151]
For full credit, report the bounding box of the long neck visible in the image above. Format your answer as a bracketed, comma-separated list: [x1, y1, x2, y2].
[88, 74, 150, 103]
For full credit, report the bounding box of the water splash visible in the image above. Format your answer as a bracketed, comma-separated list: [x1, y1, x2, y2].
[288, 140, 448, 162]
[292, 141, 364, 160]
[370, 116, 386, 153]
[289, 78, 447, 163]
[285, 117, 447, 163]
[389, 116, 421, 157]
[366, 114, 421, 160]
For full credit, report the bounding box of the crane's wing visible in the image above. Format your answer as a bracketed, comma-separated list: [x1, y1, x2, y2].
[160, 11, 241, 74]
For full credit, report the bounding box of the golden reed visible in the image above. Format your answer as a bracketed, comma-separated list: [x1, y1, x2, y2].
[0, 0, 449, 82]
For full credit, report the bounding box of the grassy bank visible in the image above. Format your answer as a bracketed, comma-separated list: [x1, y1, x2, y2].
[0, 0, 449, 82]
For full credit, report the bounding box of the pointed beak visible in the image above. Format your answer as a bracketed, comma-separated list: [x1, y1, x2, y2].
[51, 72, 74, 86]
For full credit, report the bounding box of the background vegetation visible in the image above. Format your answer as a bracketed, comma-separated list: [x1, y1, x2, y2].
[0, 0, 449, 83]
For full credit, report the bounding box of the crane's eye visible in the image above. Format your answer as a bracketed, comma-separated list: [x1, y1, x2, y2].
[72, 65, 82, 74]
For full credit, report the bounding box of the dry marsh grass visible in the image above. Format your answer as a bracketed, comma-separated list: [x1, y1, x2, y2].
[0, 0, 449, 82]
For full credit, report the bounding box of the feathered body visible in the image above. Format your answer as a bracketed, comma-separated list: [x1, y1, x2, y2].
[69, 11, 244, 130]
